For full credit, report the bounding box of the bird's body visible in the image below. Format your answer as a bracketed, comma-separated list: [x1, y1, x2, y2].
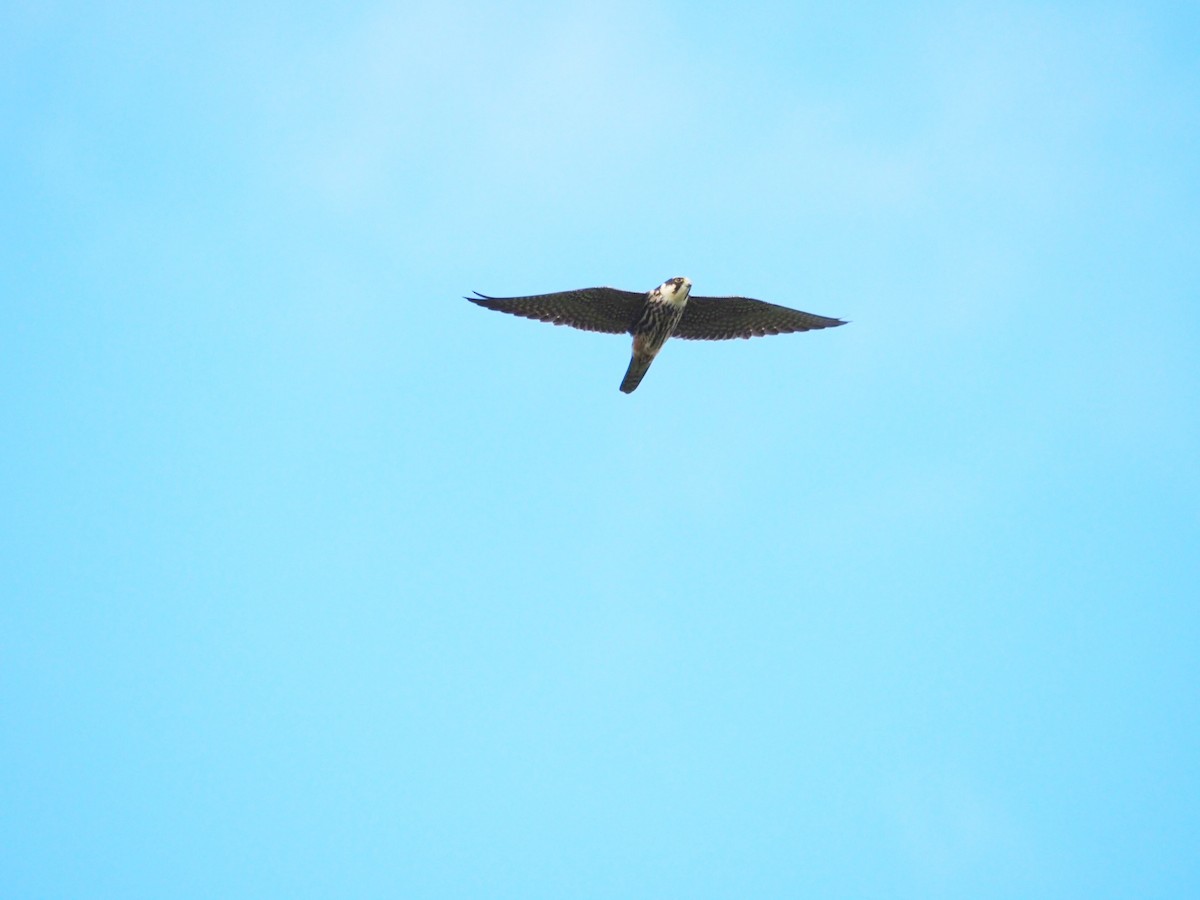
[467, 277, 845, 393]
[622, 277, 692, 392]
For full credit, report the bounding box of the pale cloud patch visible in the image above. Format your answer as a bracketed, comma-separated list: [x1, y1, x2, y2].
[243, 1, 694, 214]
[471, 2, 696, 194]
[885, 767, 1026, 890]
[245, 1, 508, 212]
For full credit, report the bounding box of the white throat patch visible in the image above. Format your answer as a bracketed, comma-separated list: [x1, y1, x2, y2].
[653, 277, 692, 307]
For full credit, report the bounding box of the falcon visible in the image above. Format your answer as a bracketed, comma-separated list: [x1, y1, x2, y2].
[467, 277, 846, 393]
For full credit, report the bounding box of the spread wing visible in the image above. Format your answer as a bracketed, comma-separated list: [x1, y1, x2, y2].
[673, 295, 847, 340]
[466, 287, 645, 335]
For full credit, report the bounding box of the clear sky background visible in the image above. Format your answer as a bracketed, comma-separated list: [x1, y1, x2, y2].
[3, 1, 1198, 897]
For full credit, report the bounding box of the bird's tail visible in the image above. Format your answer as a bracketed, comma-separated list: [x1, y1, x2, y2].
[619, 353, 655, 394]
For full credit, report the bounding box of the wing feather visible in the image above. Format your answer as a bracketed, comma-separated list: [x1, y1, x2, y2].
[673, 295, 846, 340]
[466, 287, 645, 335]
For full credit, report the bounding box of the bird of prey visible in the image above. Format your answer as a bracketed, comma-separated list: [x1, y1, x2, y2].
[466, 277, 846, 393]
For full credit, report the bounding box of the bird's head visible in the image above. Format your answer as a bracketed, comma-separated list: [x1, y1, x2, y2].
[653, 276, 692, 304]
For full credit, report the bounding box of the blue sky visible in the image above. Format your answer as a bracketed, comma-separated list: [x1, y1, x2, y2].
[3, 1, 1198, 897]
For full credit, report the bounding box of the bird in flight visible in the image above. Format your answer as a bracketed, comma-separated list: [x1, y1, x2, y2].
[466, 277, 846, 393]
